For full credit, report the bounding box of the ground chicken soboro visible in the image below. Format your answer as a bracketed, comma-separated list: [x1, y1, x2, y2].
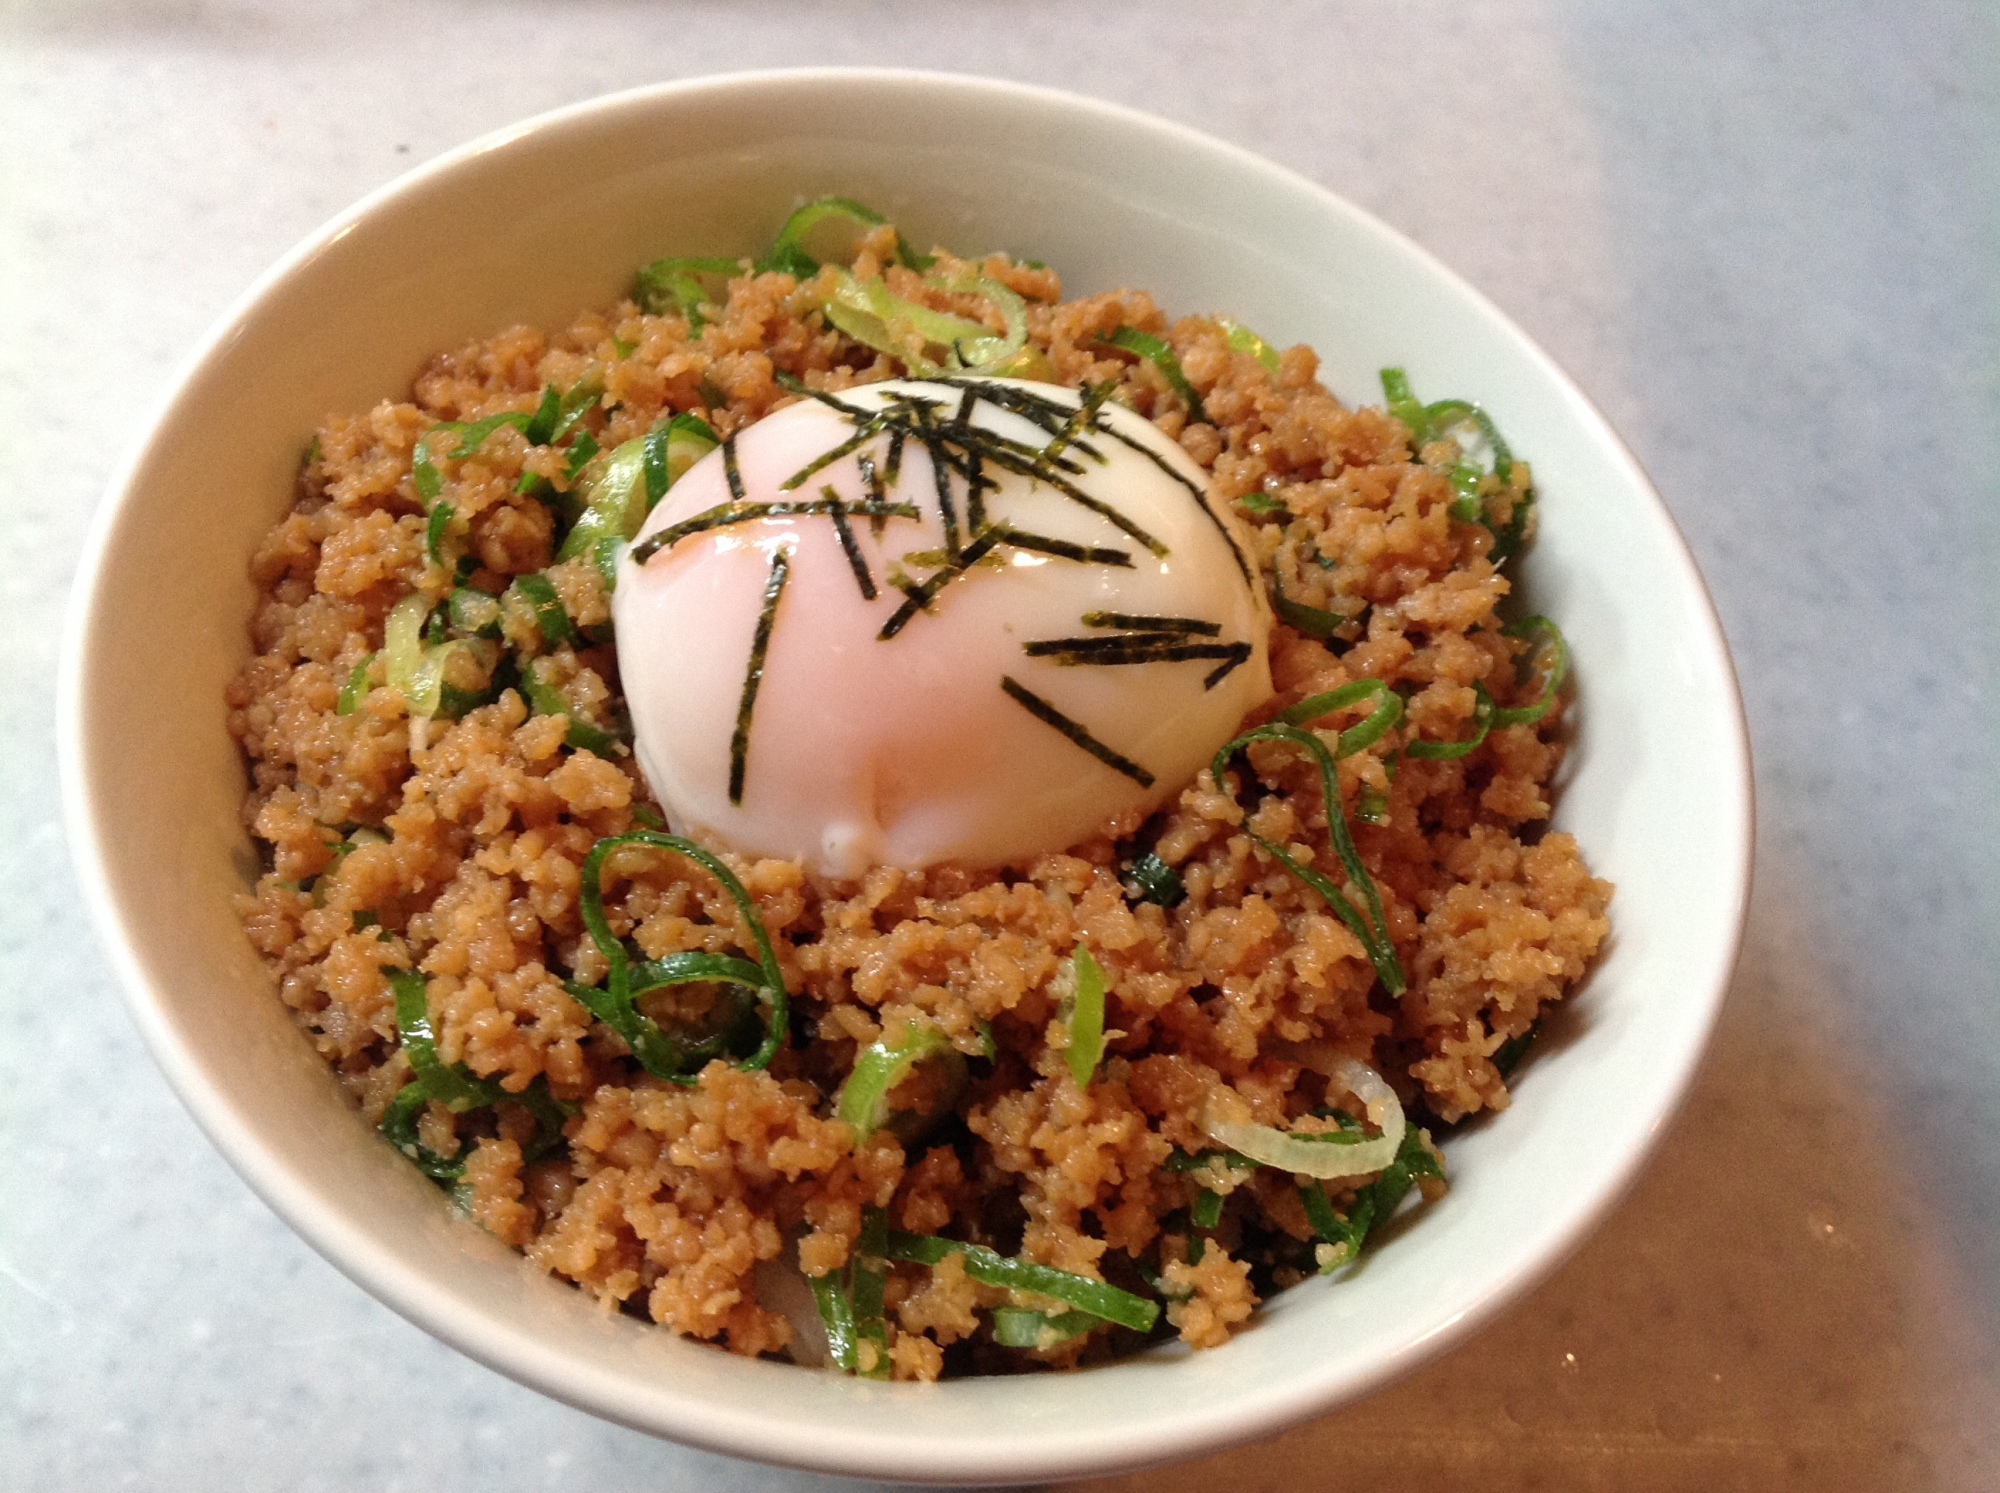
[228, 221, 1610, 1379]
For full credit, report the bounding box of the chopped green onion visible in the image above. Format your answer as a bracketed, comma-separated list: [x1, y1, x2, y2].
[567, 948, 767, 1081]
[1356, 785, 1390, 825]
[423, 501, 454, 565]
[991, 1307, 1098, 1349]
[1493, 1023, 1537, 1077]
[611, 336, 636, 358]
[1210, 723, 1405, 993]
[521, 658, 618, 754]
[883, 1232, 1159, 1333]
[412, 431, 444, 504]
[1097, 326, 1208, 424]
[1490, 616, 1569, 726]
[1277, 678, 1403, 756]
[1270, 569, 1348, 638]
[850, 1205, 891, 1378]
[574, 830, 790, 1079]
[1163, 1145, 1257, 1174]
[643, 411, 720, 509]
[1403, 684, 1495, 760]
[1123, 852, 1185, 908]
[382, 593, 430, 705]
[1061, 947, 1107, 1089]
[379, 966, 570, 1181]
[1218, 317, 1281, 376]
[1190, 1187, 1224, 1230]
[1379, 368, 1536, 563]
[508, 572, 573, 645]
[635, 255, 741, 328]
[837, 1020, 959, 1139]
[1237, 492, 1286, 514]
[761, 197, 884, 275]
[591, 535, 625, 590]
[1202, 1055, 1404, 1180]
[561, 430, 600, 485]
[819, 270, 1001, 377]
[1301, 1124, 1444, 1273]
[809, 1271, 860, 1372]
[336, 654, 374, 716]
[630, 804, 665, 830]
[1379, 367, 1429, 443]
[556, 437, 646, 563]
[447, 588, 502, 639]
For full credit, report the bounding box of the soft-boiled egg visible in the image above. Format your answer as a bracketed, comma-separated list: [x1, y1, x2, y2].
[612, 378, 1271, 878]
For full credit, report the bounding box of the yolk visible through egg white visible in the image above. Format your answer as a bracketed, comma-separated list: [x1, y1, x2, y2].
[612, 378, 1271, 878]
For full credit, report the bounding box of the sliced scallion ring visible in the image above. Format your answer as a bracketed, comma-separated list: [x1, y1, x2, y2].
[556, 437, 647, 564]
[1096, 326, 1208, 424]
[643, 411, 720, 510]
[1404, 683, 1495, 760]
[634, 255, 741, 329]
[1489, 616, 1568, 727]
[521, 658, 619, 755]
[837, 1021, 960, 1139]
[575, 830, 790, 1080]
[1200, 1056, 1404, 1180]
[1277, 678, 1403, 756]
[1217, 317, 1281, 376]
[508, 572, 573, 646]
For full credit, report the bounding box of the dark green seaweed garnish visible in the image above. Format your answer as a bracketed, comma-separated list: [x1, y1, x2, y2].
[822, 485, 877, 600]
[728, 547, 791, 805]
[629, 497, 919, 566]
[721, 431, 747, 504]
[1082, 611, 1221, 636]
[1000, 676, 1155, 787]
[1123, 851, 1185, 907]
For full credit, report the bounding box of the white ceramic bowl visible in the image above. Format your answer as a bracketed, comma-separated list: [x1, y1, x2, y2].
[59, 69, 1751, 1485]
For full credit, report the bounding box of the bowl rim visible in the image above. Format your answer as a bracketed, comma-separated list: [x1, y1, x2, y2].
[57, 64, 1754, 1484]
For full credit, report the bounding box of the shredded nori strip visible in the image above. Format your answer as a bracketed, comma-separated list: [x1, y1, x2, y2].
[721, 432, 747, 504]
[877, 526, 1005, 639]
[1201, 646, 1254, 689]
[999, 676, 1155, 787]
[1082, 611, 1221, 636]
[728, 548, 791, 805]
[989, 527, 1131, 567]
[629, 497, 918, 566]
[814, 486, 877, 600]
[776, 413, 891, 492]
[1123, 851, 1185, 907]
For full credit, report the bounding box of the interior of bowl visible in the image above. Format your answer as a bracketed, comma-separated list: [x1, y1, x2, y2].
[60, 69, 1750, 1485]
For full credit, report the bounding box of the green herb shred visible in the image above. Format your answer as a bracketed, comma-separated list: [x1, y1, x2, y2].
[571, 830, 790, 1080]
[728, 547, 791, 805]
[999, 676, 1155, 788]
[1097, 326, 1208, 424]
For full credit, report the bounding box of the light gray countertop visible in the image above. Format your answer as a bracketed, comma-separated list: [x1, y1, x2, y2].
[4, 3, 1995, 1488]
